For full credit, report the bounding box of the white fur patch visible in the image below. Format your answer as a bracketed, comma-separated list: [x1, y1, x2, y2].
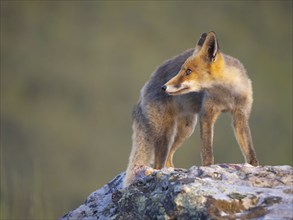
[222, 66, 250, 94]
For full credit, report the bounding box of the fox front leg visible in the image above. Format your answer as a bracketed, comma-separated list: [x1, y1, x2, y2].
[199, 109, 220, 166]
[232, 110, 259, 166]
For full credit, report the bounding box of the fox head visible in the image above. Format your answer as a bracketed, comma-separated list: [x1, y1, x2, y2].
[162, 31, 224, 95]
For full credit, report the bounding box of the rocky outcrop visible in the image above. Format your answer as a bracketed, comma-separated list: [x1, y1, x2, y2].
[61, 164, 293, 219]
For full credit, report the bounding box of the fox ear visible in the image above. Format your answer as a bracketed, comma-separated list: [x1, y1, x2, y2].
[194, 32, 207, 54]
[197, 32, 207, 47]
[199, 31, 219, 62]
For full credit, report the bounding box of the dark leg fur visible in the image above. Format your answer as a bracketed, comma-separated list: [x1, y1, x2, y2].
[154, 136, 170, 169]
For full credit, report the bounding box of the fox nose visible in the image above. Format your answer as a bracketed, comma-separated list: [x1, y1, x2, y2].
[161, 85, 167, 91]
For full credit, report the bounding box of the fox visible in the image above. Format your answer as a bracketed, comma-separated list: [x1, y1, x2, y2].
[124, 31, 259, 187]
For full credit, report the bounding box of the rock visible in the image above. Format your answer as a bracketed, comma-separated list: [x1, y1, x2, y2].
[61, 164, 293, 220]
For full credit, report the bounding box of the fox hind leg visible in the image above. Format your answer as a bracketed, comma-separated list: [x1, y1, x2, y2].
[166, 114, 197, 168]
[154, 123, 176, 169]
[124, 120, 154, 187]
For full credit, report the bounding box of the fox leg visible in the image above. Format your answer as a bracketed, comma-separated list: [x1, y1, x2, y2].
[166, 114, 197, 168]
[124, 120, 154, 187]
[154, 121, 177, 169]
[165, 134, 184, 168]
[154, 137, 170, 169]
[200, 109, 220, 166]
[232, 110, 259, 166]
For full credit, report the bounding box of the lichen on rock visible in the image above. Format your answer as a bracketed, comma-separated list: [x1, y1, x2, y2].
[61, 164, 293, 219]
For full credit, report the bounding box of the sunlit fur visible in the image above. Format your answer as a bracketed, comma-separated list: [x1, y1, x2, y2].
[166, 52, 252, 101]
[124, 31, 258, 187]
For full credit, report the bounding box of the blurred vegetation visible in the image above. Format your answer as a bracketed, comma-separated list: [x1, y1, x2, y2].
[1, 1, 292, 219]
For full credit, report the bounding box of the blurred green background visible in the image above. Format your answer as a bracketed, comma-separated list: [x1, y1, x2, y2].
[1, 1, 292, 219]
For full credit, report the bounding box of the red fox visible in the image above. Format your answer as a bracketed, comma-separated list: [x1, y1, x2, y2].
[124, 31, 258, 187]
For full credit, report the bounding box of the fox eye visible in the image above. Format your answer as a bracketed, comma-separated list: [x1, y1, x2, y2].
[185, 68, 192, 76]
